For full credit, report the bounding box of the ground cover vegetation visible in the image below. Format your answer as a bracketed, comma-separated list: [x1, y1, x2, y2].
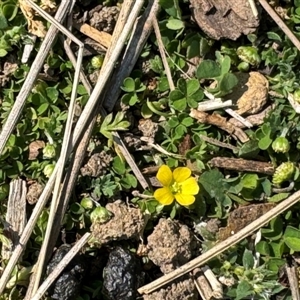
[1, 0, 300, 299]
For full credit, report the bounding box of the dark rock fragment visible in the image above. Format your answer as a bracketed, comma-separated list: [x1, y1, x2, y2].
[102, 247, 144, 300]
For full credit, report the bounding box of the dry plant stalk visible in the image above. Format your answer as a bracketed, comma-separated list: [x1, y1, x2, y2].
[74, 23, 112, 48]
[201, 265, 223, 299]
[103, 0, 160, 111]
[209, 157, 275, 175]
[190, 109, 249, 143]
[228, 104, 275, 128]
[199, 135, 239, 152]
[285, 265, 300, 300]
[193, 268, 213, 300]
[1, 179, 26, 260]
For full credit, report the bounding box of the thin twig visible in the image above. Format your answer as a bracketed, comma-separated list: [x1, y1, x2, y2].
[202, 266, 223, 299]
[197, 99, 233, 111]
[31, 233, 91, 300]
[286, 264, 300, 300]
[0, 0, 71, 155]
[148, 142, 184, 159]
[138, 189, 300, 294]
[104, 0, 160, 111]
[224, 108, 253, 128]
[152, 16, 175, 90]
[199, 135, 239, 152]
[1, 179, 26, 260]
[248, 0, 259, 18]
[101, 0, 134, 71]
[258, 0, 300, 51]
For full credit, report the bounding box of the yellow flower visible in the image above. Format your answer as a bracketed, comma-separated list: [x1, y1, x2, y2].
[154, 165, 199, 206]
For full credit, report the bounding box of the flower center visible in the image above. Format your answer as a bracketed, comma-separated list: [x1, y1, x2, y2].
[171, 181, 182, 194]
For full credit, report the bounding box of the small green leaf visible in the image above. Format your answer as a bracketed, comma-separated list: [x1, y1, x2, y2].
[284, 237, 300, 251]
[218, 73, 238, 93]
[70, 203, 85, 215]
[77, 84, 87, 95]
[284, 226, 300, 251]
[121, 77, 135, 92]
[267, 31, 282, 42]
[113, 111, 126, 125]
[46, 87, 59, 102]
[113, 156, 126, 175]
[37, 103, 49, 115]
[242, 249, 254, 269]
[146, 99, 170, 117]
[0, 13, 8, 29]
[186, 79, 200, 96]
[268, 193, 289, 202]
[199, 169, 225, 204]
[129, 93, 139, 105]
[235, 280, 253, 300]
[3, 4, 18, 21]
[261, 217, 283, 241]
[220, 56, 231, 74]
[196, 60, 221, 79]
[158, 77, 170, 92]
[172, 99, 186, 111]
[181, 117, 194, 127]
[241, 174, 258, 189]
[256, 241, 270, 256]
[166, 18, 184, 30]
[169, 89, 184, 101]
[269, 242, 285, 258]
[141, 102, 153, 118]
[0, 49, 8, 57]
[258, 134, 272, 150]
[168, 116, 179, 128]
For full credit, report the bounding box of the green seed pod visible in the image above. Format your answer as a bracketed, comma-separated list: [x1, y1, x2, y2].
[43, 164, 55, 178]
[90, 206, 112, 224]
[222, 261, 232, 271]
[272, 162, 295, 185]
[294, 90, 300, 103]
[237, 62, 250, 72]
[43, 144, 56, 159]
[233, 266, 245, 277]
[91, 55, 104, 69]
[237, 46, 261, 66]
[80, 197, 94, 210]
[272, 137, 290, 153]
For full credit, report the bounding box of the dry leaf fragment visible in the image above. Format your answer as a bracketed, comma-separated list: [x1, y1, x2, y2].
[28, 140, 45, 160]
[234, 72, 269, 115]
[190, 0, 259, 40]
[19, 0, 57, 38]
[190, 109, 249, 143]
[218, 203, 276, 241]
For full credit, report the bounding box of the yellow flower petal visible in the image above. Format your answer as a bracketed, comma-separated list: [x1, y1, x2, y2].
[154, 187, 174, 205]
[156, 165, 173, 186]
[173, 167, 191, 183]
[180, 177, 199, 195]
[175, 193, 195, 206]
